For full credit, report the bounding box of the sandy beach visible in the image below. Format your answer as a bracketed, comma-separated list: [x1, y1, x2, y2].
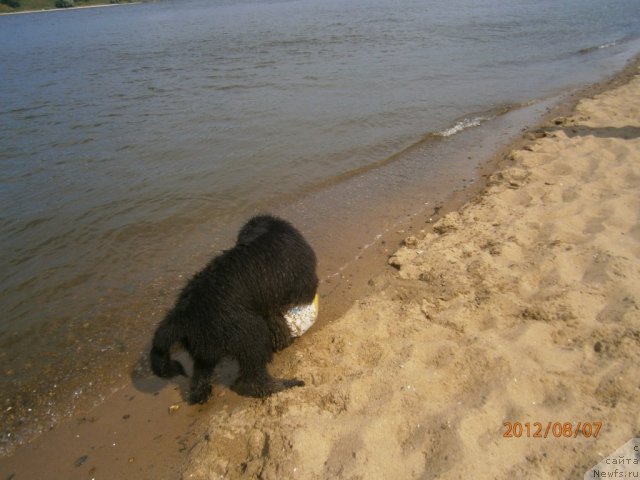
[180, 68, 640, 479]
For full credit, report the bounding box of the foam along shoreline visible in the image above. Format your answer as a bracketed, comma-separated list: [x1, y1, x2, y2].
[182, 67, 640, 478]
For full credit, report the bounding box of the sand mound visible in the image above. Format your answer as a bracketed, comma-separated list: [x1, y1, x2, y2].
[182, 71, 640, 479]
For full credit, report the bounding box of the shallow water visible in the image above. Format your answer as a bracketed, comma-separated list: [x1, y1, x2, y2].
[1, 0, 640, 454]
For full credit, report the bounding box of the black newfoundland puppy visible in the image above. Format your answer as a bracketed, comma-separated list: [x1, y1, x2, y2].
[150, 214, 318, 404]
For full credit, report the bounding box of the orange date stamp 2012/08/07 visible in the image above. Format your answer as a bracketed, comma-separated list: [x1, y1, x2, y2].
[503, 421, 602, 439]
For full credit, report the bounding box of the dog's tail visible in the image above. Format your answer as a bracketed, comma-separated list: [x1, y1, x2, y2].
[150, 318, 186, 378]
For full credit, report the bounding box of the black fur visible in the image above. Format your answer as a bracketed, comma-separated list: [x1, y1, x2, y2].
[150, 214, 318, 404]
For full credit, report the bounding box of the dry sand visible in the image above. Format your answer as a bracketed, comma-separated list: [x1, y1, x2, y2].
[182, 69, 640, 479]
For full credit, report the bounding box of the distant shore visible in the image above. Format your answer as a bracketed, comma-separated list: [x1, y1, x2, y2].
[0, 1, 141, 16]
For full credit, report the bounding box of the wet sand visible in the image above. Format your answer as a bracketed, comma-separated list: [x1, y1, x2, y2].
[1, 59, 639, 479]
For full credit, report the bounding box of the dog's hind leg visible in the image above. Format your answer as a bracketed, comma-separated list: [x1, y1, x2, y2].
[231, 320, 304, 398]
[267, 312, 295, 352]
[188, 358, 216, 404]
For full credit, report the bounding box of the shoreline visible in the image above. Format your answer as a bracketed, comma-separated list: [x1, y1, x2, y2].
[1, 57, 639, 478]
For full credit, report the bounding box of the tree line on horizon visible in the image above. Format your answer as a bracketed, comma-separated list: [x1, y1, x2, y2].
[1, 0, 132, 10]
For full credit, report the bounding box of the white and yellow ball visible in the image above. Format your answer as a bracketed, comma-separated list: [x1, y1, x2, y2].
[284, 294, 319, 337]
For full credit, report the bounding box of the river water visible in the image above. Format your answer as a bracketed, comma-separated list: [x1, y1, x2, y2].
[1, 0, 639, 454]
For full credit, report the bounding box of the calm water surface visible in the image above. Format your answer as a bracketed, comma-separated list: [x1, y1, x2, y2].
[1, 0, 639, 453]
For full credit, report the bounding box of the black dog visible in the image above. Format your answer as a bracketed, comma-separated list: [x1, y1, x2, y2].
[150, 215, 318, 404]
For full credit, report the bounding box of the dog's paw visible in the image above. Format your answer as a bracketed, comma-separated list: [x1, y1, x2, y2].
[282, 378, 305, 388]
[232, 377, 305, 397]
[188, 386, 212, 405]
